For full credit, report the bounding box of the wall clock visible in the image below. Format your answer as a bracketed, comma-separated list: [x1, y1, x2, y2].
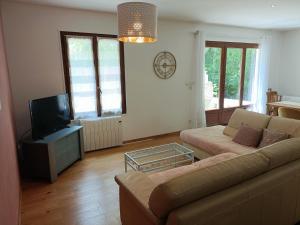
[153, 51, 177, 79]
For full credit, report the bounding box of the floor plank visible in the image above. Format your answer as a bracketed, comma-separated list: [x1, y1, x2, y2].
[21, 134, 181, 225]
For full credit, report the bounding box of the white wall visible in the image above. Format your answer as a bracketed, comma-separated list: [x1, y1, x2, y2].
[268, 31, 283, 90]
[0, 1, 283, 141]
[277, 29, 300, 96]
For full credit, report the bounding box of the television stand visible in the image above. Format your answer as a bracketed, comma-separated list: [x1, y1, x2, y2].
[22, 126, 84, 182]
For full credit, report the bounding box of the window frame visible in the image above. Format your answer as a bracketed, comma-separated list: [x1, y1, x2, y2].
[205, 41, 259, 111]
[60, 31, 126, 119]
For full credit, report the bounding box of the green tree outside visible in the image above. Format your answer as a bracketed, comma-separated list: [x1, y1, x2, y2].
[205, 47, 257, 102]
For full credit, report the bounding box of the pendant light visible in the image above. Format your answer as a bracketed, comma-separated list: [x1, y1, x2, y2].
[117, 2, 157, 43]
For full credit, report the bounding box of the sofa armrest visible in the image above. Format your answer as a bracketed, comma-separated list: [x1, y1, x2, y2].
[115, 172, 162, 225]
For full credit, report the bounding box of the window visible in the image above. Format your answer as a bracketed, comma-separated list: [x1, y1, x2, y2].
[205, 41, 259, 111]
[61, 32, 126, 119]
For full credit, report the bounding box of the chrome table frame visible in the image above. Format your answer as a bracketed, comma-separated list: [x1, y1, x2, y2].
[124, 143, 194, 173]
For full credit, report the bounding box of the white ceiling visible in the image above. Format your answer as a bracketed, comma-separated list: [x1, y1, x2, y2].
[6, 0, 300, 30]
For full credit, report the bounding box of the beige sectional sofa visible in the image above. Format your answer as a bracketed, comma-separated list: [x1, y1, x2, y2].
[181, 108, 300, 158]
[115, 109, 300, 225]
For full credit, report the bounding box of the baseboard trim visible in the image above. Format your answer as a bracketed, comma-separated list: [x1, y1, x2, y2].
[124, 131, 180, 144]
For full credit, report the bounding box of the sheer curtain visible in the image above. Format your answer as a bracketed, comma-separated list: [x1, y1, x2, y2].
[251, 35, 272, 113]
[191, 31, 206, 128]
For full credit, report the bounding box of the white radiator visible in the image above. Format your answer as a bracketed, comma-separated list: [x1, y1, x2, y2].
[80, 116, 123, 152]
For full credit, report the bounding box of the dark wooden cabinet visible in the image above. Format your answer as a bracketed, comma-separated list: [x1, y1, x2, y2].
[22, 126, 84, 182]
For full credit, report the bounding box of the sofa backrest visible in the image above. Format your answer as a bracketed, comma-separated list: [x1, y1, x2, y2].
[223, 108, 271, 138]
[148, 137, 300, 219]
[258, 138, 300, 169]
[148, 152, 269, 219]
[166, 156, 300, 225]
[267, 116, 300, 137]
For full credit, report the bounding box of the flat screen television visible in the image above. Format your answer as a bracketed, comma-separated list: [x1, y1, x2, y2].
[29, 94, 71, 140]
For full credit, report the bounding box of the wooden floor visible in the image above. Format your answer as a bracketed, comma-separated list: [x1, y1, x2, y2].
[21, 133, 181, 225]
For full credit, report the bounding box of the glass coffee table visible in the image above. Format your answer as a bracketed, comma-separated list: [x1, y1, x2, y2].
[124, 143, 194, 173]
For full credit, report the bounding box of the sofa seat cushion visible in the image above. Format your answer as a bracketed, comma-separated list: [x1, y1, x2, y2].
[180, 125, 256, 155]
[148, 152, 238, 185]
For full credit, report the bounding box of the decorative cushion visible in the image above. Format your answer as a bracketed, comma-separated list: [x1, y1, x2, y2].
[232, 125, 262, 147]
[258, 129, 289, 148]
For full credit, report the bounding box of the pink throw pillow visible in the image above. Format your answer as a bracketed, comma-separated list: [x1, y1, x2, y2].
[258, 129, 289, 148]
[232, 125, 262, 148]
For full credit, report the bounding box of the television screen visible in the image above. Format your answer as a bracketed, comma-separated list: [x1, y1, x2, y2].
[29, 94, 71, 140]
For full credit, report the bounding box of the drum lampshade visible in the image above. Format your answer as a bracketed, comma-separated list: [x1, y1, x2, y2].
[117, 2, 157, 43]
